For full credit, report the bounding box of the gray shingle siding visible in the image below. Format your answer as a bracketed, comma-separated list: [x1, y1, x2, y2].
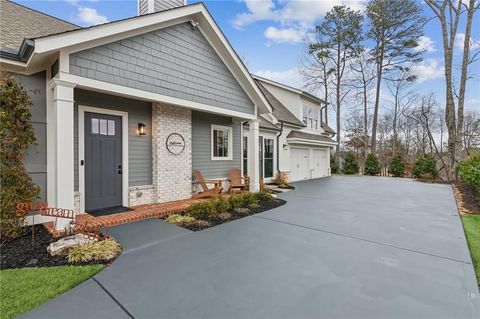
[192, 111, 241, 179]
[69, 23, 255, 115]
[154, 0, 184, 11]
[139, 0, 149, 15]
[74, 89, 152, 191]
[13, 72, 47, 200]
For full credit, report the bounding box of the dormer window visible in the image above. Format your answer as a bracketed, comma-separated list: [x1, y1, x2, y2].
[302, 105, 318, 130]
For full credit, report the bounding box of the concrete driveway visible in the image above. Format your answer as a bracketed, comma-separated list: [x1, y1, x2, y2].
[22, 176, 479, 318]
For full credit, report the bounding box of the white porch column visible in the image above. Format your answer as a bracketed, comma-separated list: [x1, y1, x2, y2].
[248, 119, 260, 192]
[50, 79, 76, 230]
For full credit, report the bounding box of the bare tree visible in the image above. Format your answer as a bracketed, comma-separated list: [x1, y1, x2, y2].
[404, 94, 448, 176]
[463, 110, 480, 153]
[309, 5, 363, 153]
[350, 48, 375, 156]
[302, 41, 333, 124]
[385, 66, 417, 154]
[425, 0, 480, 180]
[366, 0, 425, 153]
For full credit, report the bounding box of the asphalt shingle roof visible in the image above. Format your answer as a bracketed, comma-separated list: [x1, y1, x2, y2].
[286, 130, 336, 144]
[0, 0, 78, 52]
[255, 80, 305, 127]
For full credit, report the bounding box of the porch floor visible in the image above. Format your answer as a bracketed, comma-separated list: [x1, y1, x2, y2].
[43, 197, 205, 236]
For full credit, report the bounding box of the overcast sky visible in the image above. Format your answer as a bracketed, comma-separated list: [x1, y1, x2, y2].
[15, 0, 480, 115]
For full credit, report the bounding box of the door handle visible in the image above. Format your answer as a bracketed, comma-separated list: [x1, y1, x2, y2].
[118, 164, 122, 174]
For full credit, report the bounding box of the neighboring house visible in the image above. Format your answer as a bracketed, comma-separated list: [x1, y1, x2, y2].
[245, 76, 336, 183]
[0, 0, 273, 229]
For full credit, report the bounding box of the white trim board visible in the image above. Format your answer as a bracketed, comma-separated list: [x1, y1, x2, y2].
[59, 72, 257, 120]
[78, 105, 129, 213]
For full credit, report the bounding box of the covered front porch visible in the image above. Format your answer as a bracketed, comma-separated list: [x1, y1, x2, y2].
[49, 78, 263, 230]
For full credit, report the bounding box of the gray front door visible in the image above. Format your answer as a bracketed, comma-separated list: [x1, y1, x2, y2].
[85, 112, 123, 211]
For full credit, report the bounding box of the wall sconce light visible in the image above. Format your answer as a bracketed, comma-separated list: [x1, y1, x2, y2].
[138, 123, 146, 136]
[283, 144, 288, 150]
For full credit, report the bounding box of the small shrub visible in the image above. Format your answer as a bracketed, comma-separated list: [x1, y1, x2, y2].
[364, 153, 380, 176]
[186, 201, 215, 220]
[273, 171, 289, 186]
[67, 238, 122, 263]
[234, 207, 250, 216]
[330, 156, 339, 173]
[254, 191, 273, 202]
[458, 154, 480, 191]
[342, 152, 359, 174]
[242, 192, 257, 205]
[213, 196, 231, 213]
[217, 212, 232, 221]
[166, 214, 196, 225]
[228, 193, 244, 209]
[412, 155, 438, 179]
[248, 202, 260, 209]
[388, 155, 405, 177]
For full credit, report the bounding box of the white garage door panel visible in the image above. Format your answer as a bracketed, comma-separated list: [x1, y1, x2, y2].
[290, 148, 310, 182]
[312, 149, 328, 179]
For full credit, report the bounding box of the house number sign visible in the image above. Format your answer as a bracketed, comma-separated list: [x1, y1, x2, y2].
[166, 133, 185, 155]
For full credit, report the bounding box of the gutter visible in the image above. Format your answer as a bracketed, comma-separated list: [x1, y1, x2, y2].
[0, 39, 34, 62]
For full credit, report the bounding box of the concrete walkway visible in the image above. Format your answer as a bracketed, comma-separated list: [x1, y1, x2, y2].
[22, 177, 479, 319]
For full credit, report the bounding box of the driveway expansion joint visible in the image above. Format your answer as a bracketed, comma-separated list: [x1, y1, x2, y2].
[254, 215, 472, 265]
[93, 278, 135, 319]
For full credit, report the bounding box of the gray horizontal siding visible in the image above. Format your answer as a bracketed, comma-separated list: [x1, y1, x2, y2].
[192, 111, 241, 179]
[69, 23, 254, 115]
[74, 89, 152, 190]
[14, 71, 47, 200]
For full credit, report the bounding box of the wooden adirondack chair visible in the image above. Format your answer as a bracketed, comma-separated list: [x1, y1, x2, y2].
[192, 170, 223, 199]
[228, 168, 247, 193]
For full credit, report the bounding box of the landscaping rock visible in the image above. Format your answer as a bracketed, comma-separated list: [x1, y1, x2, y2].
[48, 234, 98, 256]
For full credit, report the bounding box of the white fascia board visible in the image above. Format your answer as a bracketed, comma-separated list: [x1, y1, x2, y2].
[253, 75, 303, 95]
[286, 137, 337, 147]
[34, 4, 204, 54]
[59, 72, 256, 120]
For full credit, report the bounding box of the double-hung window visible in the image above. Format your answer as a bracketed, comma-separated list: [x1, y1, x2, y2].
[211, 125, 233, 160]
[303, 105, 319, 130]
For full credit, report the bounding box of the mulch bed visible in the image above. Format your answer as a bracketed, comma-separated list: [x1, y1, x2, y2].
[0, 225, 112, 270]
[453, 182, 480, 215]
[170, 198, 286, 232]
[416, 178, 451, 185]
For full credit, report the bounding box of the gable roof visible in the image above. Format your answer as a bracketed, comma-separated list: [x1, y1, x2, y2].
[0, 2, 272, 115]
[0, 0, 78, 53]
[252, 75, 326, 105]
[255, 80, 305, 127]
[286, 130, 337, 145]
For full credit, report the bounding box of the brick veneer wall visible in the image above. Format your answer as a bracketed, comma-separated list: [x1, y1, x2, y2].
[152, 103, 192, 203]
[129, 185, 155, 206]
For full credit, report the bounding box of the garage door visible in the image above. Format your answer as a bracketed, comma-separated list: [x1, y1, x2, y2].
[312, 149, 328, 179]
[290, 148, 310, 182]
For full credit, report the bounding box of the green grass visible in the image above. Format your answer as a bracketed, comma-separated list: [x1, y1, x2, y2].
[461, 214, 480, 284]
[0, 265, 103, 319]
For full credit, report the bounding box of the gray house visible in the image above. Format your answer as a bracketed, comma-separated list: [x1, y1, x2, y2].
[0, 0, 272, 229]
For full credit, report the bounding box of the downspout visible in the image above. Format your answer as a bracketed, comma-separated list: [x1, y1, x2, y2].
[276, 121, 284, 173]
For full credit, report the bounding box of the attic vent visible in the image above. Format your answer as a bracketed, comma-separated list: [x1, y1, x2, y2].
[138, 0, 186, 15]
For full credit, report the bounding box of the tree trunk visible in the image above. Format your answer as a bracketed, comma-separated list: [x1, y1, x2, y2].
[336, 81, 341, 153]
[371, 57, 383, 153]
[455, 0, 476, 163]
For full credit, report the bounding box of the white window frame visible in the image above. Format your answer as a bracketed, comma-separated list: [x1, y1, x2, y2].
[303, 105, 319, 130]
[211, 124, 233, 161]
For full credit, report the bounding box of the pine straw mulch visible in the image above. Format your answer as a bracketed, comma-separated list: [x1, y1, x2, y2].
[452, 182, 480, 215]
